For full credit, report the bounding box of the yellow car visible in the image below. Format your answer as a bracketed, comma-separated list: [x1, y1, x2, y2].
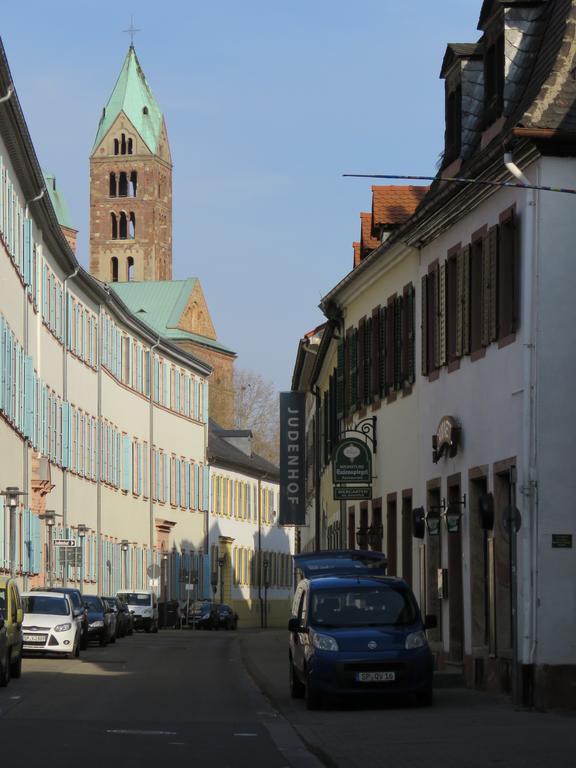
[0, 576, 24, 685]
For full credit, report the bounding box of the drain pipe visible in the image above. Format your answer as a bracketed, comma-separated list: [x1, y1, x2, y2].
[504, 153, 539, 688]
[61, 266, 79, 586]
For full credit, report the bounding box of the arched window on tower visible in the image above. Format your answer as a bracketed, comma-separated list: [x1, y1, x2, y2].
[111, 212, 118, 239]
[127, 256, 134, 281]
[120, 133, 127, 155]
[143, 106, 149, 115]
[129, 171, 138, 197]
[119, 172, 128, 197]
[127, 138, 133, 155]
[111, 257, 119, 282]
[114, 138, 119, 156]
[109, 172, 117, 197]
[119, 212, 127, 239]
[129, 212, 136, 239]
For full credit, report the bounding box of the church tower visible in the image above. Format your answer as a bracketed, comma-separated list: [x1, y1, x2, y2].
[90, 46, 172, 283]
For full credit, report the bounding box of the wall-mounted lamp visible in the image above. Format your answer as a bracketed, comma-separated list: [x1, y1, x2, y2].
[446, 494, 466, 534]
[425, 500, 445, 537]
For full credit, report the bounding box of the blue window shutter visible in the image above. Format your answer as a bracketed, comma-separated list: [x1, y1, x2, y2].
[0, 497, 5, 569]
[42, 386, 48, 455]
[194, 380, 200, 420]
[163, 363, 169, 407]
[194, 464, 200, 510]
[155, 450, 160, 501]
[202, 381, 209, 423]
[23, 218, 32, 286]
[122, 435, 132, 492]
[163, 454, 168, 502]
[186, 462, 191, 508]
[0, 315, 5, 413]
[24, 356, 34, 439]
[203, 466, 210, 511]
[184, 375, 190, 416]
[62, 402, 71, 468]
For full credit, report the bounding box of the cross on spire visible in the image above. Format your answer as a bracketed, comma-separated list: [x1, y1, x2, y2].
[123, 16, 141, 47]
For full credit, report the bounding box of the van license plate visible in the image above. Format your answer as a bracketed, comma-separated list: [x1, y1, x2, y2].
[356, 671, 396, 682]
[24, 634, 46, 643]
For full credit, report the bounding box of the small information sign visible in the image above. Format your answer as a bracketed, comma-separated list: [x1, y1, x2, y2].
[54, 538, 77, 548]
[334, 486, 372, 501]
[552, 534, 573, 549]
[332, 438, 372, 484]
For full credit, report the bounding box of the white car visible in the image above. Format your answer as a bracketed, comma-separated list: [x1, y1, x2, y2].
[21, 591, 82, 658]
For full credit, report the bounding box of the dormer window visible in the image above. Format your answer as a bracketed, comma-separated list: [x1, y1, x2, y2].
[484, 31, 505, 125]
[445, 83, 462, 165]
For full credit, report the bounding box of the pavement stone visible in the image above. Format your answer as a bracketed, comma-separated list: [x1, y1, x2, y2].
[238, 628, 576, 768]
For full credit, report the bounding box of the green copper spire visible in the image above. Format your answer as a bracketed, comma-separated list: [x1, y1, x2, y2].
[92, 46, 164, 155]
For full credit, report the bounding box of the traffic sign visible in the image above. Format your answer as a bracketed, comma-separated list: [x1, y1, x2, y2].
[185, 584, 195, 591]
[147, 564, 160, 578]
[54, 538, 77, 547]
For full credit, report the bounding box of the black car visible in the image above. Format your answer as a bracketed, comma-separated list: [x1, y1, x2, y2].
[103, 596, 132, 637]
[32, 587, 89, 650]
[214, 604, 238, 630]
[83, 595, 113, 646]
[187, 600, 217, 629]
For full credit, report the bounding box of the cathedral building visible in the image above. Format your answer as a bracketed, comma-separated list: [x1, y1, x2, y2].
[90, 46, 236, 429]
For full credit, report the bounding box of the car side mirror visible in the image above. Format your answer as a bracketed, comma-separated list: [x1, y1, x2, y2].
[424, 614, 437, 630]
[288, 617, 306, 633]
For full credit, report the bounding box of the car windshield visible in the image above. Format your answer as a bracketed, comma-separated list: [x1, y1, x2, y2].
[310, 586, 419, 627]
[84, 596, 103, 611]
[117, 593, 151, 606]
[23, 595, 69, 616]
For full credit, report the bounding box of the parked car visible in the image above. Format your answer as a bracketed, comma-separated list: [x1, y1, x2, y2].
[214, 604, 238, 630]
[32, 587, 89, 650]
[83, 595, 113, 646]
[101, 597, 119, 640]
[117, 591, 158, 633]
[115, 597, 134, 636]
[103, 596, 131, 638]
[186, 600, 216, 629]
[0, 576, 24, 684]
[21, 591, 81, 659]
[288, 551, 437, 709]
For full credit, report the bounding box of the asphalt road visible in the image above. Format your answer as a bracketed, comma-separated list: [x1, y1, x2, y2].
[0, 630, 316, 768]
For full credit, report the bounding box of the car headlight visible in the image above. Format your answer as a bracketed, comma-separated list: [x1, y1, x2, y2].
[90, 620, 104, 628]
[54, 623, 72, 632]
[405, 630, 428, 649]
[310, 630, 339, 652]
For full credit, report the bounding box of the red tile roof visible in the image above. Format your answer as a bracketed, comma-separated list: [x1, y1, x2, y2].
[360, 212, 380, 252]
[371, 185, 429, 229]
[353, 241, 361, 268]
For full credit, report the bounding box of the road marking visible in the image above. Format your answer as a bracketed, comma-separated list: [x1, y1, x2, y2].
[9, 696, 21, 700]
[169, 742, 186, 746]
[106, 729, 177, 736]
[234, 733, 258, 737]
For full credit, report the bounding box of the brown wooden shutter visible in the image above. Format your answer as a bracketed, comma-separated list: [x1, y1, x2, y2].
[405, 284, 416, 384]
[488, 225, 498, 342]
[394, 296, 403, 390]
[421, 274, 428, 376]
[498, 210, 517, 338]
[435, 263, 444, 368]
[358, 318, 365, 409]
[371, 307, 380, 397]
[350, 328, 358, 412]
[336, 341, 345, 420]
[344, 328, 351, 412]
[380, 306, 387, 396]
[386, 296, 395, 393]
[460, 244, 471, 356]
[364, 316, 372, 405]
[447, 254, 459, 363]
[470, 238, 483, 353]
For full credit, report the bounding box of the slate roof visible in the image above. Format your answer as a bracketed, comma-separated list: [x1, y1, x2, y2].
[92, 46, 164, 154]
[43, 172, 75, 230]
[208, 419, 279, 479]
[371, 186, 429, 238]
[110, 279, 235, 354]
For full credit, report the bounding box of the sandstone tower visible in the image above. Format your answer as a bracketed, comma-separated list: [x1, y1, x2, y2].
[90, 46, 172, 283]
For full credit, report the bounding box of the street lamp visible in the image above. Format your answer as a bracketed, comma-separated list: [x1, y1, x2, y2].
[1, 486, 27, 577]
[217, 554, 226, 605]
[38, 510, 59, 586]
[121, 540, 130, 590]
[161, 551, 169, 604]
[77, 524, 88, 594]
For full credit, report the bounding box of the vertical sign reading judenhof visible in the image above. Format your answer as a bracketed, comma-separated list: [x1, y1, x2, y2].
[279, 391, 306, 525]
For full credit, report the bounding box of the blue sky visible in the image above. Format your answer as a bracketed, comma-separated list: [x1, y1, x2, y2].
[2, 0, 482, 390]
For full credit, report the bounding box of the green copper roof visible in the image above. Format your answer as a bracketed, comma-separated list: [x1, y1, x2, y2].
[92, 46, 164, 154]
[110, 279, 235, 354]
[43, 172, 75, 230]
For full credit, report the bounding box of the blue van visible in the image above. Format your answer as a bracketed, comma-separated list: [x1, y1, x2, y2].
[288, 551, 437, 709]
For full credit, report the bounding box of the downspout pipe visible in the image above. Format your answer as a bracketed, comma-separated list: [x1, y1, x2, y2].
[149, 338, 161, 587]
[61, 266, 79, 586]
[504, 153, 539, 690]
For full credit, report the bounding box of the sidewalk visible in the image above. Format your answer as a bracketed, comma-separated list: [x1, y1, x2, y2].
[238, 629, 576, 768]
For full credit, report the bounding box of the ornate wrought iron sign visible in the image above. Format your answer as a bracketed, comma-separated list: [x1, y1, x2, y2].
[432, 415, 460, 463]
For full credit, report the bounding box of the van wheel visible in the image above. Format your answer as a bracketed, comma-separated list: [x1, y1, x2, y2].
[0, 651, 11, 687]
[289, 659, 305, 699]
[10, 651, 22, 678]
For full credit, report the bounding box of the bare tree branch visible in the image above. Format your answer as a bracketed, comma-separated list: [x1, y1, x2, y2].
[233, 368, 279, 464]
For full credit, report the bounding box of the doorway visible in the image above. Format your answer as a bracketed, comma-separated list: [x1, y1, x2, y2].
[447, 476, 464, 662]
